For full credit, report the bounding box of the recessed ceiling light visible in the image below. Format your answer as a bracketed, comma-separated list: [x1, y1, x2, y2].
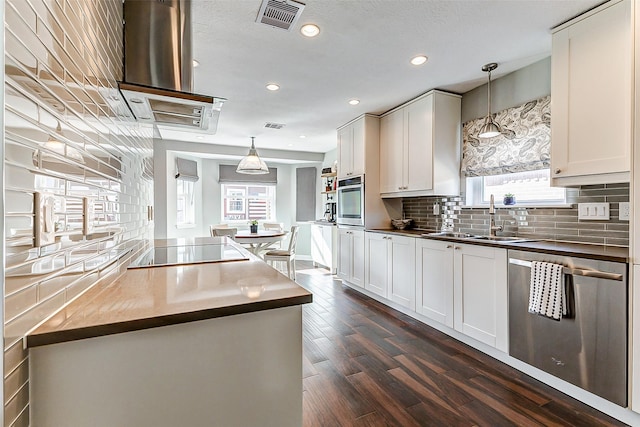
[196, 136, 204, 140]
[348, 99, 360, 105]
[410, 55, 428, 66]
[300, 24, 320, 37]
[193, 59, 200, 68]
[288, 143, 293, 147]
[299, 135, 306, 139]
[266, 83, 280, 91]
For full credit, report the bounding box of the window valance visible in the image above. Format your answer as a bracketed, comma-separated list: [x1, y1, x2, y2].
[461, 95, 551, 177]
[218, 164, 277, 184]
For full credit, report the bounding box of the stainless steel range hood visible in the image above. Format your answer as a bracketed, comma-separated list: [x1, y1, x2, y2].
[119, 0, 225, 134]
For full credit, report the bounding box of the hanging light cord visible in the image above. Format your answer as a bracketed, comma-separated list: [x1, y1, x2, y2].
[486, 68, 492, 119]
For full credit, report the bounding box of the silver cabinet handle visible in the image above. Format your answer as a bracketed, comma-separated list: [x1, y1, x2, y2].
[454, 246, 461, 250]
[554, 168, 561, 174]
[446, 245, 453, 249]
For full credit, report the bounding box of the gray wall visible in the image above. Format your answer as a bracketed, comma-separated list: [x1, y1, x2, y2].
[462, 57, 551, 123]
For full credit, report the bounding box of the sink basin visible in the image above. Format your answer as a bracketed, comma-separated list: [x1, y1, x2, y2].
[467, 236, 536, 243]
[423, 232, 474, 238]
[422, 232, 536, 243]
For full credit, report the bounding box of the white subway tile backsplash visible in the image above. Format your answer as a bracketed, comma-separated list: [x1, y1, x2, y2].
[4, 0, 152, 424]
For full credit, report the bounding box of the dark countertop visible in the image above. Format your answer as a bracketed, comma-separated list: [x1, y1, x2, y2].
[27, 237, 313, 348]
[367, 228, 629, 263]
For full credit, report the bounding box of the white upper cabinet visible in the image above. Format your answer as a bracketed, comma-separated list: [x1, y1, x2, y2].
[379, 90, 461, 197]
[551, 0, 633, 186]
[337, 116, 371, 178]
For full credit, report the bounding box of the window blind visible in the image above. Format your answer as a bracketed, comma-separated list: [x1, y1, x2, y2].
[296, 167, 316, 222]
[461, 95, 551, 177]
[175, 157, 199, 182]
[218, 164, 277, 184]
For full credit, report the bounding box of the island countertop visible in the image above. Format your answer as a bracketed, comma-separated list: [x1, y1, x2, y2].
[27, 237, 313, 348]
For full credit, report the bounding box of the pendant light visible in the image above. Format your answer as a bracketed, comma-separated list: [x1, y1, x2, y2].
[478, 62, 501, 139]
[236, 137, 269, 174]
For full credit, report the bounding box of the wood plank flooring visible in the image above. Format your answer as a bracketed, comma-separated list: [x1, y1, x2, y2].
[292, 262, 626, 427]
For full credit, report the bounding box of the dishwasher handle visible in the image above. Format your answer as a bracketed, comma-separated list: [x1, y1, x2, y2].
[508, 258, 624, 282]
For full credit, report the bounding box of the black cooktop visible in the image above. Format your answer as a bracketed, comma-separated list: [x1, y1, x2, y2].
[128, 243, 249, 269]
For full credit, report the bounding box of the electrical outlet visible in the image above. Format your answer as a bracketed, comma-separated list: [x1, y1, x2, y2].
[619, 202, 630, 221]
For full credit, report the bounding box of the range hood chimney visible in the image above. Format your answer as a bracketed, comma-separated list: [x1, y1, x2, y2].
[119, 0, 225, 135]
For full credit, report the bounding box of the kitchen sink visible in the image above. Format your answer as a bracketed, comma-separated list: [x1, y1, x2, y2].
[422, 232, 475, 238]
[467, 235, 537, 243]
[422, 232, 536, 244]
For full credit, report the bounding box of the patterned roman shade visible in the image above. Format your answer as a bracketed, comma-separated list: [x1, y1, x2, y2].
[461, 95, 551, 177]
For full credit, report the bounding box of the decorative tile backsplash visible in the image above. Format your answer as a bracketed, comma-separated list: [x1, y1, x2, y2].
[4, 1, 153, 425]
[403, 183, 629, 246]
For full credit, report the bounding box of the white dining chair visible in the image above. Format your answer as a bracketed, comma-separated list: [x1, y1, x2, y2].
[262, 222, 284, 249]
[263, 222, 284, 232]
[211, 227, 237, 240]
[209, 224, 230, 236]
[263, 225, 299, 280]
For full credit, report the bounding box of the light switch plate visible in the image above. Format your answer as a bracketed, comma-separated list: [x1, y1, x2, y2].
[578, 202, 610, 220]
[619, 202, 630, 221]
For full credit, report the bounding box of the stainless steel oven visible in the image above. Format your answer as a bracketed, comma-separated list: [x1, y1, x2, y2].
[336, 175, 364, 226]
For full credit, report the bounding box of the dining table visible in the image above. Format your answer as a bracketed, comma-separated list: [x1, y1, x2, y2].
[234, 229, 288, 256]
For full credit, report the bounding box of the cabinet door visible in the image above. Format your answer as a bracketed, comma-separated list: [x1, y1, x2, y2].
[337, 228, 352, 281]
[453, 244, 508, 352]
[405, 96, 433, 192]
[379, 110, 404, 193]
[415, 239, 454, 327]
[388, 235, 416, 310]
[351, 229, 365, 288]
[365, 232, 387, 297]
[351, 117, 365, 177]
[551, 0, 631, 183]
[337, 125, 352, 178]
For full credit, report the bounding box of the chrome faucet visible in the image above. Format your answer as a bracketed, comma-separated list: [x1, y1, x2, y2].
[489, 194, 503, 237]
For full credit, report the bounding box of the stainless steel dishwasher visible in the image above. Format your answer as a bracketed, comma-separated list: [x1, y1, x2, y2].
[508, 249, 628, 407]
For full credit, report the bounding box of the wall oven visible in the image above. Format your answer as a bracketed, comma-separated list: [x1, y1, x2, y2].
[337, 175, 364, 226]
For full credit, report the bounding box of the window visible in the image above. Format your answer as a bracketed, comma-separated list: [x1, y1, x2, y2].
[222, 184, 276, 221]
[466, 169, 566, 206]
[177, 179, 195, 226]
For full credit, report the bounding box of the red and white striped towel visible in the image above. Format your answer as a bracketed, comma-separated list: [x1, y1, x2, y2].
[528, 261, 565, 321]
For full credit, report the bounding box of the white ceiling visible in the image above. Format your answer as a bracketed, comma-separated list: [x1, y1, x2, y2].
[161, 0, 602, 155]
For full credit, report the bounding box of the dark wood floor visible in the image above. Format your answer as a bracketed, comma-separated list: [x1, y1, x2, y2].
[292, 261, 626, 427]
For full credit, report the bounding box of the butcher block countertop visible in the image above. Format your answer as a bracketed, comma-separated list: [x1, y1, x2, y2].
[27, 237, 313, 348]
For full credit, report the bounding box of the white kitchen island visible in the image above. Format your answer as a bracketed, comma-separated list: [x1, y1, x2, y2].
[28, 238, 312, 427]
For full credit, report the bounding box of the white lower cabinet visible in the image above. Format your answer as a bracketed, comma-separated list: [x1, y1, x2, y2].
[365, 232, 416, 309]
[311, 223, 337, 274]
[415, 239, 508, 351]
[416, 239, 454, 328]
[453, 243, 508, 352]
[337, 227, 364, 288]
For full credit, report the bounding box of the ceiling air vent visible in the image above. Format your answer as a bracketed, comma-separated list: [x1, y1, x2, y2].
[264, 122, 285, 129]
[255, 0, 305, 31]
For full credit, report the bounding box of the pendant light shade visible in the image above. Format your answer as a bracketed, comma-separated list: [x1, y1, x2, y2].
[478, 62, 501, 139]
[236, 137, 269, 174]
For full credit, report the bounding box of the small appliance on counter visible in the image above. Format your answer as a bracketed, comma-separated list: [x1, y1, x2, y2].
[324, 202, 337, 222]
